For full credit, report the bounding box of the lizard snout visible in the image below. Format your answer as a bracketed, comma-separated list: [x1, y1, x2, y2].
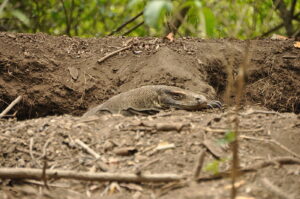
[195, 95, 207, 103]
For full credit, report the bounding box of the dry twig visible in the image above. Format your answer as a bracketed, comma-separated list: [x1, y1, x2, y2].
[108, 11, 143, 36]
[97, 45, 132, 64]
[29, 138, 41, 168]
[158, 181, 188, 197]
[122, 21, 144, 36]
[23, 179, 70, 188]
[40, 138, 53, 158]
[197, 156, 300, 182]
[240, 135, 300, 159]
[193, 150, 206, 180]
[199, 126, 264, 133]
[203, 139, 226, 159]
[135, 158, 160, 175]
[75, 139, 101, 159]
[40, 138, 53, 189]
[261, 178, 294, 199]
[0, 96, 22, 118]
[240, 109, 280, 116]
[42, 156, 49, 189]
[0, 168, 184, 183]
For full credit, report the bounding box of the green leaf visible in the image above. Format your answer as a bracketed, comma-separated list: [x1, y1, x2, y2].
[204, 160, 220, 174]
[128, 0, 143, 8]
[11, 10, 30, 26]
[182, 0, 202, 9]
[0, 0, 9, 16]
[144, 0, 173, 28]
[202, 7, 215, 37]
[218, 130, 236, 144]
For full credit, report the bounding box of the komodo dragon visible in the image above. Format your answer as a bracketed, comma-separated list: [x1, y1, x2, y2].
[83, 85, 222, 117]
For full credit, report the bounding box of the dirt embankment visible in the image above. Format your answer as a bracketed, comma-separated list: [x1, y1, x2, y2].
[0, 33, 299, 120]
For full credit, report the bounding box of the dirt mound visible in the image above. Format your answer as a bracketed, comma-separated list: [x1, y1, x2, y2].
[0, 32, 300, 199]
[0, 33, 299, 120]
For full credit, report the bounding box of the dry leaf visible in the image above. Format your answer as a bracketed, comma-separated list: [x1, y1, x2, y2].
[108, 157, 121, 164]
[294, 42, 300, 48]
[109, 182, 121, 195]
[165, 32, 174, 42]
[120, 183, 143, 191]
[155, 141, 175, 151]
[68, 67, 79, 80]
[271, 34, 288, 40]
[235, 196, 256, 199]
[203, 139, 227, 158]
[223, 180, 246, 190]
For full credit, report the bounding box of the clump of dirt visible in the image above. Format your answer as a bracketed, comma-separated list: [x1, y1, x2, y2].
[0, 33, 299, 120]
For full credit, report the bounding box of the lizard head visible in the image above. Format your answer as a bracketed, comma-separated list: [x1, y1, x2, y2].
[157, 87, 209, 110]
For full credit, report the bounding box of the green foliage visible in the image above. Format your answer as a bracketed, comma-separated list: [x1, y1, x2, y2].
[218, 130, 237, 145]
[144, 0, 172, 28]
[202, 7, 215, 37]
[204, 159, 221, 174]
[204, 158, 228, 175]
[11, 10, 30, 26]
[0, 0, 298, 38]
[204, 130, 236, 175]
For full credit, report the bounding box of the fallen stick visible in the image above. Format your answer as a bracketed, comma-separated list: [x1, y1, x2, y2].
[23, 179, 70, 188]
[193, 150, 206, 179]
[199, 126, 264, 133]
[29, 138, 41, 168]
[0, 168, 184, 183]
[240, 135, 300, 159]
[42, 157, 49, 189]
[197, 156, 300, 182]
[97, 45, 132, 64]
[261, 178, 294, 199]
[0, 95, 22, 118]
[240, 110, 280, 116]
[75, 139, 101, 159]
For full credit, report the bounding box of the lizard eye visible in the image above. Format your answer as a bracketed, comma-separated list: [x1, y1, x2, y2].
[170, 92, 185, 100]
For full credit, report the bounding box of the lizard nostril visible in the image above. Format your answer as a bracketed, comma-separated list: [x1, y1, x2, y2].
[196, 97, 202, 102]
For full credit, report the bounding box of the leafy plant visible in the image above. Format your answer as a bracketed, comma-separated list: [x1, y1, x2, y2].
[144, 0, 172, 28]
[0, 0, 298, 37]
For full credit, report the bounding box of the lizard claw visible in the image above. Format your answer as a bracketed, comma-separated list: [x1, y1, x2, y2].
[207, 100, 222, 109]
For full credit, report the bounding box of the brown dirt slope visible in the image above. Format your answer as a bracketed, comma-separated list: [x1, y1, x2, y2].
[0, 33, 299, 120]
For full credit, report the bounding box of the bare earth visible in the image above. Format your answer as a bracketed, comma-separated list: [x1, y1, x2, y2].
[0, 32, 299, 199]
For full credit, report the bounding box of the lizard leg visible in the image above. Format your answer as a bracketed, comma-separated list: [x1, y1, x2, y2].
[121, 108, 160, 116]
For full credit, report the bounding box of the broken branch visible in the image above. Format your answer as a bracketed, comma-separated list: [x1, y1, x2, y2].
[0, 168, 184, 183]
[97, 45, 132, 64]
[108, 11, 143, 36]
[199, 126, 264, 133]
[75, 139, 101, 159]
[197, 156, 300, 182]
[193, 150, 206, 180]
[261, 178, 294, 199]
[0, 95, 22, 118]
[240, 135, 300, 159]
[122, 21, 144, 36]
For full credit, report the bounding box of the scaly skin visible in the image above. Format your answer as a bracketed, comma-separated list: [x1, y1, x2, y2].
[83, 85, 222, 116]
